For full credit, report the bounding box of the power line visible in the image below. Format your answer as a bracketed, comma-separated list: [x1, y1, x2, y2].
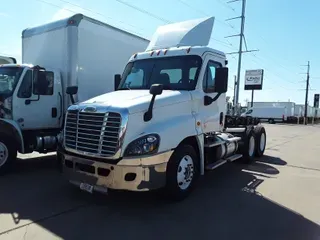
[37, 0, 144, 36]
[176, 0, 238, 33]
[39, 0, 304, 96]
[58, 0, 142, 31]
[113, 0, 235, 49]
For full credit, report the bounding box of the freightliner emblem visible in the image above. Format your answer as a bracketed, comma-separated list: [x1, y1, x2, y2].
[83, 106, 97, 112]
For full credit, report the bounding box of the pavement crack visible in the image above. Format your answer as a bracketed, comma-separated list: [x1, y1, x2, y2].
[0, 203, 91, 237]
[22, 225, 28, 240]
[286, 164, 320, 172]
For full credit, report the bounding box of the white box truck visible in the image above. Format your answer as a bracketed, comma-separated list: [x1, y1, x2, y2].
[0, 14, 149, 174]
[248, 101, 296, 122]
[59, 17, 267, 201]
[241, 106, 287, 124]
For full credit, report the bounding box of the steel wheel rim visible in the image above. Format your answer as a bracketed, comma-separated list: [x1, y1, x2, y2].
[0, 142, 9, 167]
[248, 136, 255, 157]
[260, 133, 266, 152]
[177, 155, 194, 190]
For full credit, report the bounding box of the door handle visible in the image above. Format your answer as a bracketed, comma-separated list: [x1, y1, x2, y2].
[52, 107, 57, 118]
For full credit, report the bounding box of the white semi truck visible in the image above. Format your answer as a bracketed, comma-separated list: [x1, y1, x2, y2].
[0, 14, 149, 174]
[59, 17, 267, 200]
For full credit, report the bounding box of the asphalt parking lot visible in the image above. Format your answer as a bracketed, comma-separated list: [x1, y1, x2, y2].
[0, 124, 320, 240]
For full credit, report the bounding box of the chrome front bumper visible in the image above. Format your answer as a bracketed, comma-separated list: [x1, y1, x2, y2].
[61, 150, 173, 192]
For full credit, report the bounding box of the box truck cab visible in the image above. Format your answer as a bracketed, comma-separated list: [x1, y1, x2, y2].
[60, 17, 267, 200]
[0, 14, 149, 174]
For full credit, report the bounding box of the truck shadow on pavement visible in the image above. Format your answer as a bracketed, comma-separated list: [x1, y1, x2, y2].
[0, 154, 319, 240]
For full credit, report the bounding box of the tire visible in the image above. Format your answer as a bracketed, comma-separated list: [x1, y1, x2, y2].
[165, 144, 199, 201]
[0, 134, 17, 175]
[253, 125, 266, 158]
[238, 128, 256, 164]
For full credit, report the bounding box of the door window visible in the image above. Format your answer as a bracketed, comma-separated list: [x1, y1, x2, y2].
[17, 70, 32, 98]
[203, 61, 221, 93]
[33, 71, 54, 95]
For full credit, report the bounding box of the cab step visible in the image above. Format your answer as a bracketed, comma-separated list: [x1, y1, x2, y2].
[226, 153, 242, 162]
[205, 154, 243, 170]
[205, 159, 227, 170]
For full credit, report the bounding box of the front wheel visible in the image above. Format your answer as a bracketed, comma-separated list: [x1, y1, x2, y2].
[0, 134, 17, 175]
[165, 144, 199, 201]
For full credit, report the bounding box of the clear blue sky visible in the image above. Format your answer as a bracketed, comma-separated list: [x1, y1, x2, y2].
[1, 0, 319, 105]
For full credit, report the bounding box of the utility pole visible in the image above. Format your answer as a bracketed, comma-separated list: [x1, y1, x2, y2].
[303, 61, 310, 125]
[225, 0, 259, 115]
[233, 75, 237, 115]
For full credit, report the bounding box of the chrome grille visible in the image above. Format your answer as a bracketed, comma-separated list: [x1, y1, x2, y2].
[64, 109, 121, 157]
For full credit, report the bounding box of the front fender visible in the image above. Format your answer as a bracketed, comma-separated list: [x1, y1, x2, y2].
[0, 119, 24, 153]
[122, 107, 198, 154]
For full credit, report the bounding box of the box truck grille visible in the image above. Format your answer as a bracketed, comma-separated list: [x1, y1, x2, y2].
[64, 110, 121, 157]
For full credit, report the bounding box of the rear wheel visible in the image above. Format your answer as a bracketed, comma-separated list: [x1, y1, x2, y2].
[0, 134, 17, 175]
[254, 125, 266, 157]
[238, 128, 256, 164]
[165, 144, 199, 201]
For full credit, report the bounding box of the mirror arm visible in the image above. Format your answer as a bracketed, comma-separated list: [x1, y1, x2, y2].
[25, 95, 40, 105]
[144, 95, 156, 122]
[70, 94, 75, 104]
[211, 93, 222, 102]
[204, 93, 222, 106]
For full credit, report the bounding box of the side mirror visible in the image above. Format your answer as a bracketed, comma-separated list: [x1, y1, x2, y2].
[33, 70, 48, 95]
[66, 86, 78, 104]
[114, 74, 121, 91]
[66, 86, 78, 95]
[149, 84, 163, 96]
[144, 84, 164, 122]
[215, 67, 228, 93]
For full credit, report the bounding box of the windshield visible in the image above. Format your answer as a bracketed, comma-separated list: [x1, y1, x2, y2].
[0, 67, 24, 98]
[118, 55, 202, 91]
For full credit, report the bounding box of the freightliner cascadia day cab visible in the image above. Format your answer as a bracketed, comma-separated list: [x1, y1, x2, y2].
[59, 17, 267, 200]
[0, 14, 149, 174]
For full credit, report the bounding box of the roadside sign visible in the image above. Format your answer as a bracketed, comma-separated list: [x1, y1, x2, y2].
[244, 69, 264, 90]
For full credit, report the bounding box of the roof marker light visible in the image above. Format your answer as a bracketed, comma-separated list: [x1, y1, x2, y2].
[133, 53, 138, 59]
[164, 49, 168, 55]
[157, 50, 161, 56]
[150, 51, 154, 56]
[186, 47, 191, 54]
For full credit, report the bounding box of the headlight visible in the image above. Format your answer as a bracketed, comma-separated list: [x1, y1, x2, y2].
[124, 134, 160, 157]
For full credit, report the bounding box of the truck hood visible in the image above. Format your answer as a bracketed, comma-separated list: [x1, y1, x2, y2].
[81, 90, 191, 114]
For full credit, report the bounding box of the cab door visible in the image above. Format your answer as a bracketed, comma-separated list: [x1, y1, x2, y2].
[193, 54, 227, 133]
[13, 69, 63, 130]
